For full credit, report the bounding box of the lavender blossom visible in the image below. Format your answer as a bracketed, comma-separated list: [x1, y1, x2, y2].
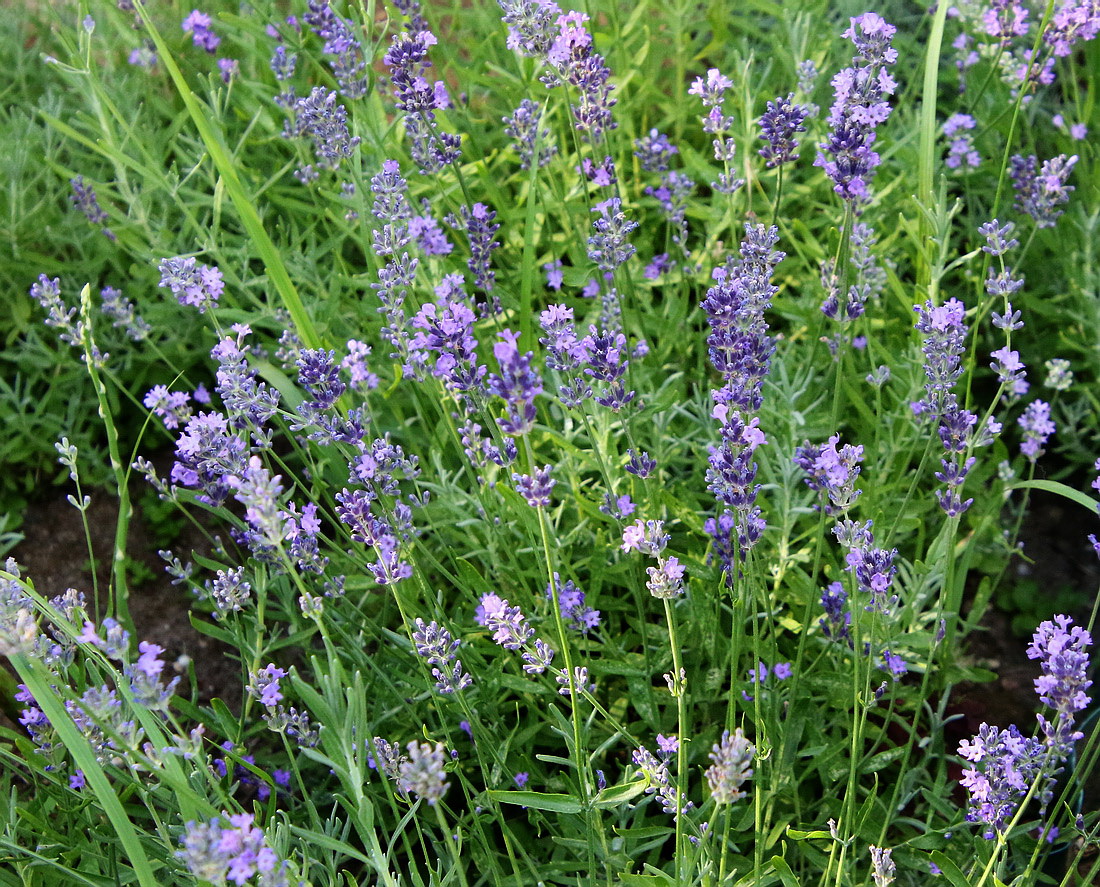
[634, 129, 679, 173]
[504, 98, 558, 169]
[144, 385, 193, 431]
[794, 433, 864, 515]
[460, 203, 502, 303]
[1018, 399, 1055, 461]
[1045, 0, 1100, 57]
[513, 465, 555, 507]
[182, 10, 220, 53]
[758, 94, 809, 168]
[621, 519, 669, 555]
[545, 11, 617, 140]
[303, 0, 369, 98]
[912, 298, 967, 418]
[705, 728, 755, 805]
[546, 573, 600, 632]
[587, 197, 638, 273]
[412, 618, 472, 693]
[178, 813, 288, 886]
[398, 740, 450, 805]
[487, 329, 543, 435]
[869, 846, 896, 887]
[815, 13, 898, 205]
[498, 0, 559, 55]
[633, 745, 692, 817]
[384, 29, 461, 172]
[157, 256, 224, 314]
[290, 87, 361, 178]
[1010, 153, 1077, 228]
[943, 113, 980, 169]
[581, 326, 634, 411]
[69, 176, 115, 240]
[100, 286, 150, 340]
[645, 556, 686, 599]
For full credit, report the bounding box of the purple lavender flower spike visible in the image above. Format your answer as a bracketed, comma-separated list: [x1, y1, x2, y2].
[460, 203, 502, 308]
[384, 28, 461, 172]
[1010, 153, 1077, 228]
[412, 618, 473, 693]
[69, 176, 115, 240]
[1018, 400, 1055, 461]
[488, 329, 543, 435]
[588, 197, 638, 273]
[794, 433, 864, 515]
[635, 129, 679, 173]
[304, 0, 369, 98]
[815, 13, 898, 206]
[504, 98, 558, 169]
[182, 10, 220, 53]
[157, 256, 224, 314]
[546, 573, 600, 632]
[758, 94, 809, 168]
[705, 728, 755, 805]
[178, 813, 288, 886]
[513, 465, 555, 507]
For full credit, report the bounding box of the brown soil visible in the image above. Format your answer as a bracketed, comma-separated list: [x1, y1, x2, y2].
[8, 478, 241, 711]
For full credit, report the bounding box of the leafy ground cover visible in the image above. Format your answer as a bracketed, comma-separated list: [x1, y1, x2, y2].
[1, 1, 1099, 885]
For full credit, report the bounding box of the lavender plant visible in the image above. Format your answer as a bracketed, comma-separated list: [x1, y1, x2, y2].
[4, 1, 1100, 886]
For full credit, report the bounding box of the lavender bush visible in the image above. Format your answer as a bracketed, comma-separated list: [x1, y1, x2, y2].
[3, 1, 1099, 885]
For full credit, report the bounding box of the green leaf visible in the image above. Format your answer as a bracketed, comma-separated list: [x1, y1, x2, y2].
[13, 657, 161, 887]
[928, 851, 970, 887]
[593, 779, 648, 808]
[486, 790, 583, 813]
[1007, 479, 1099, 514]
[769, 856, 801, 887]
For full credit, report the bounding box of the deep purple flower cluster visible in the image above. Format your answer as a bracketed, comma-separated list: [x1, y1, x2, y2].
[794, 433, 864, 515]
[412, 618, 473, 693]
[488, 329, 543, 435]
[410, 293, 486, 405]
[959, 615, 1092, 838]
[634, 128, 678, 173]
[758, 94, 809, 169]
[144, 385, 194, 431]
[546, 573, 600, 633]
[334, 437, 419, 586]
[303, 0, 368, 98]
[368, 161, 418, 364]
[69, 176, 115, 240]
[1009, 153, 1077, 229]
[819, 580, 852, 643]
[182, 10, 220, 53]
[1045, 0, 1100, 57]
[158, 256, 224, 314]
[539, 304, 592, 407]
[702, 225, 783, 575]
[513, 465, 555, 507]
[460, 203, 502, 305]
[211, 326, 281, 429]
[504, 99, 558, 169]
[815, 13, 898, 205]
[582, 326, 635, 411]
[384, 29, 461, 173]
[546, 11, 617, 140]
